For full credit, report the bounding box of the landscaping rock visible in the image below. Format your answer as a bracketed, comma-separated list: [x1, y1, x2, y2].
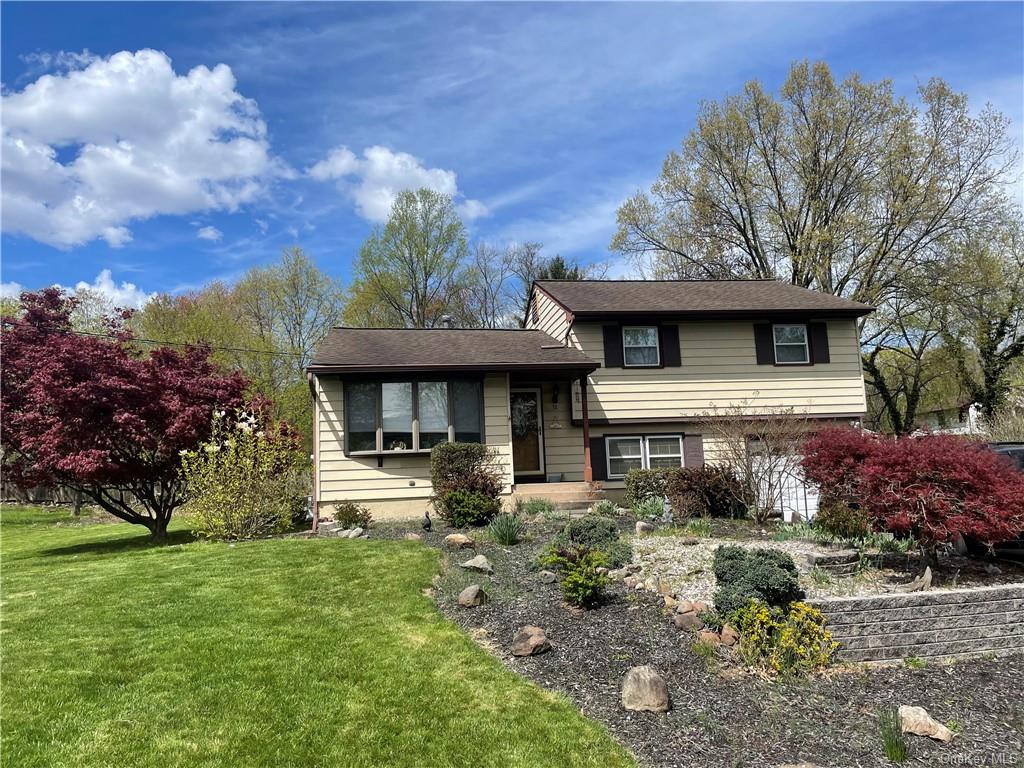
[720, 624, 740, 647]
[636, 521, 656, 534]
[623, 576, 641, 589]
[403, 532, 423, 540]
[898, 705, 954, 742]
[538, 569, 558, 584]
[459, 555, 493, 574]
[347, 527, 365, 538]
[625, 563, 642, 574]
[596, 566, 610, 576]
[697, 630, 721, 646]
[444, 533, 475, 549]
[676, 600, 709, 615]
[621, 665, 671, 713]
[608, 568, 629, 580]
[663, 595, 679, 610]
[895, 566, 933, 593]
[511, 625, 551, 656]
[681, 537, 699, 545]
[458, 584, 488, 608]
[673, 611, 704, 631]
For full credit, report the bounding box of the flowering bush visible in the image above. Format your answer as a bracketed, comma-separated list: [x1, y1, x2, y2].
[733, 600, 838, 674]
[803, 429, 1024, 558]
[181, 410, 308, 540]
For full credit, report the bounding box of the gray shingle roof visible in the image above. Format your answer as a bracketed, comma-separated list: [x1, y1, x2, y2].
[309, 328, 599, 373]
[534, 279, 873, 317]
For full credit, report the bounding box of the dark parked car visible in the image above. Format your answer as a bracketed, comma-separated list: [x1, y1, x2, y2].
[960, 443, 1024, 560]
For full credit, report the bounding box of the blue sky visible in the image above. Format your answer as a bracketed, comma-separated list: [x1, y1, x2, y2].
[2, 2, 1022, 306]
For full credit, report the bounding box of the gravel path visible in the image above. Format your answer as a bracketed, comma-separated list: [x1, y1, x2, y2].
[374, 520, 1024, 768]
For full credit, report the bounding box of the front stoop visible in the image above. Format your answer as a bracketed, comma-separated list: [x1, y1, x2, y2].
[512, 481, 606, 512]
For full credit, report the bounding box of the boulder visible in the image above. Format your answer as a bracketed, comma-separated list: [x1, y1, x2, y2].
[403, 532, 423, 541]
[635, 521, 656, 534]
[538, 569, 558, 584]
[608, 568, 629, 580]
[657, 581, 675, 597]
[625, 563, 643, 574]
[675, 600, 709, 615]
[720, 624, 740, 647]
[444, 533, 475, 549]
[898, 705, 954, 742]
[595, 566, 610, 576]
[623, 576, 640, 590]
[458, 584, 488, 608]
[673, 611, 704, 631]
[347, 527, 365, 538]
[459, 555, 494, 574]
[621, 665, 671, 713]
[697, 630, 721, 646]
[511, 625, 551, 656]
[663, 595, 679, 610]
[681, 537, 700, 545]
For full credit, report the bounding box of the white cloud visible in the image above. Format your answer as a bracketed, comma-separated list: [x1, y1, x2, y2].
[67, 269, 154, 309]
[1, 49, 289, 249]
[197, 225, 223, 242]
[1, 281, 24, 299]
[306, 144, 487, 222]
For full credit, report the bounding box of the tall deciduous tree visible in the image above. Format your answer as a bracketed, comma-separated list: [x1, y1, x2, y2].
[349, 188, 468, 328]
[1, 289, 248, 539]
[612, 61, 1018, 431]
[940, 217, 1024, 417]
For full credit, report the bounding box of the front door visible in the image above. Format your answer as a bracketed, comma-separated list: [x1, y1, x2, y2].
[511, 388, 545, 477]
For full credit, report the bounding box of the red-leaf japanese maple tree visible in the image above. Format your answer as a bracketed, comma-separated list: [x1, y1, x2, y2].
[803, 427, 1024, 562]
[1, 288, 248, 539]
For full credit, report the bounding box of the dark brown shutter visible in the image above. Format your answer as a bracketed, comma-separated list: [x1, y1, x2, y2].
[808, 322, 830, 364]
[753, 323, 775, 365]
[683, 434, 705, 467]
[589, 436, 608, 481]
[659, 325, 681, 367]
[602, 325, 624, 368]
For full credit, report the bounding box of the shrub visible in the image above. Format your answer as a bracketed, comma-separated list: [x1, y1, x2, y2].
[624, 468, 670, 507]
[547, 514, 632, 569]
[439, 489, 501, 528]
[515, 497, 555, 517]
[633, 496, 666, 522]
[591, 499, 619, 517]
[733, 600, 837, 674]
[803, 428, 1024, 559]
[561, 548, 609, 608]
[713, 546, 803, 618]
[334, 501, 372, 529]
[488, 513, 525, 545]
[431, 442, 504, 526]
[665, 465, 747, 520]
[814, 499, 870, 540]
[182, 411, 306, 540]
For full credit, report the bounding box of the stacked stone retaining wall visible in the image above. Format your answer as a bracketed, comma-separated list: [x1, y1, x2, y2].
[810, 584, 1024, 662]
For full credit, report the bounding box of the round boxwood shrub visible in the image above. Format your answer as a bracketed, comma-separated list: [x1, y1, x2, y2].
[440, 489, 501, 528]
[624, 468, 670, 508]
[548, 514, 632, 569]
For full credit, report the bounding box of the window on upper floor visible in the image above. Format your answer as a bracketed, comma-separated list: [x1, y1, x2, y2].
[773, 324, 810, 364]
[622, 326, 660, 367]
[344, 379, 483, 454]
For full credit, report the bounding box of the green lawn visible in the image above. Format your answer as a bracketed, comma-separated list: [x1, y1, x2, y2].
[1, 507, 633, 768]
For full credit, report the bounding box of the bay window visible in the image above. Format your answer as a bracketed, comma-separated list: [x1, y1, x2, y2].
[344, 379, 483, 454]
[605, 434, 684, 479]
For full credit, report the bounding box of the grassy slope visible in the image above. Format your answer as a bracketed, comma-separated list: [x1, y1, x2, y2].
[1, 507, 632, 768]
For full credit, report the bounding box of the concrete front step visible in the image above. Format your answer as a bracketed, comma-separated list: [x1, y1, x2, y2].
[512, 481, 606, 511]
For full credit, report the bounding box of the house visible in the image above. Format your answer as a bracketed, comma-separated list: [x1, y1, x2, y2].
[306, 279, 873, 522]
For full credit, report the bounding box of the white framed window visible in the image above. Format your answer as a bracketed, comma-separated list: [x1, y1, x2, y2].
[606, 434, 684, 479]
[773, 324, 809, 364]
[622, 326, 660, 367]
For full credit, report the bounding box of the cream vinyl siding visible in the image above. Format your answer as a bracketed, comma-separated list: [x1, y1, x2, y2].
[528, 288, 572, 342]
[537, 381, 585, 482]
[569, 319, 867, 420]
[315, 373, 513, 506]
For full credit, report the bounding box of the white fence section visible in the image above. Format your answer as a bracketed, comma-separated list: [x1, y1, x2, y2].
[754, 460, 820, 523]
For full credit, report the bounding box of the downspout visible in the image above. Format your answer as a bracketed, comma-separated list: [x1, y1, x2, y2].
[307, 371, 319, 534]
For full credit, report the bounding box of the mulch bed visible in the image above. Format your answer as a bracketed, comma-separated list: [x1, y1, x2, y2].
[373, 519, 1024, 768]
